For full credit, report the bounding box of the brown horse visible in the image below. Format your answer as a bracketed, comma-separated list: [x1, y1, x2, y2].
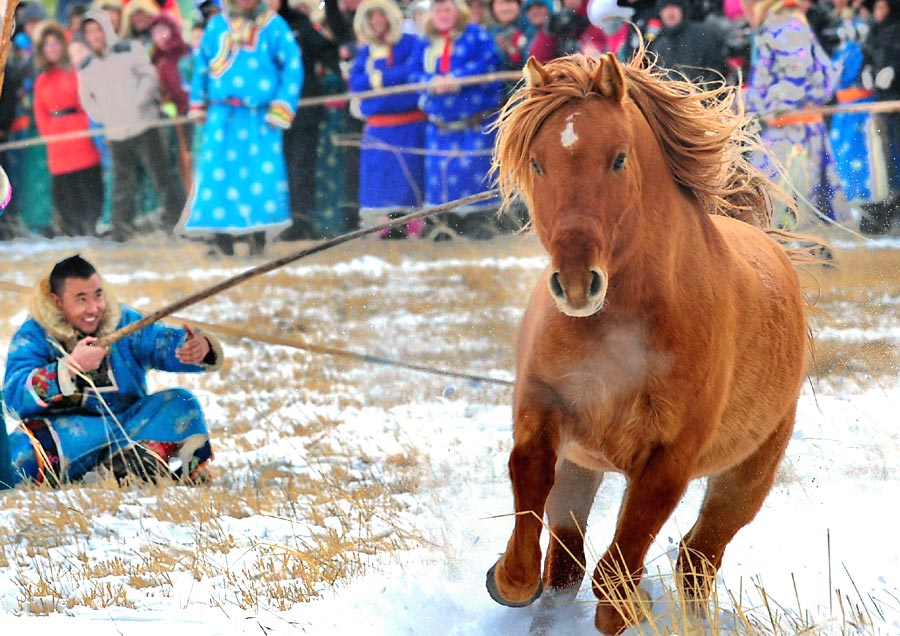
[485, 51, 809, 633]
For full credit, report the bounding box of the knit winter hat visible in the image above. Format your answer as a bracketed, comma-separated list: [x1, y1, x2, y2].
[19, 1, 49, 24]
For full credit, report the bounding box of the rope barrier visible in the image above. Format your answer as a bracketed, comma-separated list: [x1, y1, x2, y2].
[0, 60, 898, 153]
[0, 280, 514, 387]
[330, 133, 494, 156]
[0, 70, 523, 153]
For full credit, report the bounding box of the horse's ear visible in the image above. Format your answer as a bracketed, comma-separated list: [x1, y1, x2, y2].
[524, 56, 550, 88]
[591, 53, 626, 103]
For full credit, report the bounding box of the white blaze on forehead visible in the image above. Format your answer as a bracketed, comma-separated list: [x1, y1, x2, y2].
[561, 113, 579, 149]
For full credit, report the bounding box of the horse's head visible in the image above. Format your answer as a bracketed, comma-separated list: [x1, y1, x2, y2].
[496, 54, 644, 318]
[492, 51, 779, 318]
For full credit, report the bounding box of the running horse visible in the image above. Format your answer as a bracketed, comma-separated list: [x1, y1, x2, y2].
[485, 51, 809, 633]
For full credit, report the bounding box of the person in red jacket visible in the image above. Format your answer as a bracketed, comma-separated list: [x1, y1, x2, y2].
[32, 21, 105, 236]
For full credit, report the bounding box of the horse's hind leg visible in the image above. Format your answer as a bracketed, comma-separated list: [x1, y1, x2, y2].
[487, 399, 562, 608]
[543, 459, 603, 594]
[678, 408, 795, 600]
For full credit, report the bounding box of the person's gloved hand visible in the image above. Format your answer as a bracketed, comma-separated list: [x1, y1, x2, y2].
[188, 104, 208, 124]
[160, 101, 178, 118]
[861, 65, 874, 90]
[875, 66, 895, 90]
[265, 102, 293, 129]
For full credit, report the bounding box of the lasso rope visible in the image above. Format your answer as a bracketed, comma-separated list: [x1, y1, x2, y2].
[95, 190, 496, 348]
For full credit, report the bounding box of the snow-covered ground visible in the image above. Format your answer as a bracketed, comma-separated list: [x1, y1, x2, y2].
[0, 234, 897, 635]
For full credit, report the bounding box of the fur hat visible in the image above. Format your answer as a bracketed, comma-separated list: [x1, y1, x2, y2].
[587, 0, 633, 26]
[119, 0, 160, 38]
[32, 20, 72, 71]
[354, 0, 405, 44]
[423, 0, 470, 36]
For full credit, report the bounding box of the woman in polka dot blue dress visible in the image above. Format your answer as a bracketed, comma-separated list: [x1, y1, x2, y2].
[180, 0, 302, 255]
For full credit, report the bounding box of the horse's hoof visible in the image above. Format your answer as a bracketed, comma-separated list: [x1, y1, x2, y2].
[595, 603, 628, 635]
[486, 562, 543, 608]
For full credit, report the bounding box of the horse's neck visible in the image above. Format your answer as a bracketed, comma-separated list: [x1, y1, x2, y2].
[612, 187, 719, 314]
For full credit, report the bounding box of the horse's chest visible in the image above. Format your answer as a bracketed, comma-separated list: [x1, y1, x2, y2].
[541, 323, 675, 471]
[543, 322, 669, 412]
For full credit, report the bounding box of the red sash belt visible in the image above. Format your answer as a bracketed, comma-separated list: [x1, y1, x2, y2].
[771, 112, 823, 127]
[367, 110, 427, 127]
[835, 87, 874, 103]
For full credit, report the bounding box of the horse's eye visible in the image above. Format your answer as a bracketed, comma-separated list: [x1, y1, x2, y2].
[612, 153, 626, 171]
[530, 159, 543, 176]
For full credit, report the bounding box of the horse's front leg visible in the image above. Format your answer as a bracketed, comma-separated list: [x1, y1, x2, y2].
[486, 397, 562, 608]
[593, 445, 692, 634]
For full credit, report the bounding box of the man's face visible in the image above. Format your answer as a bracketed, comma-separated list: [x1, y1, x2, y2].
[83, 20, 106, 54]
[659, 3, 683, 27]
[52, 274, 107, 335]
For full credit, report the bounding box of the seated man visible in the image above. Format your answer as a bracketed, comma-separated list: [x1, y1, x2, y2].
[0, 255, 224, 487]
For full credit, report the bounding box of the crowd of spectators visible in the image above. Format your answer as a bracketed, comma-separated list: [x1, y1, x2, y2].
[0, 0, 899, 251]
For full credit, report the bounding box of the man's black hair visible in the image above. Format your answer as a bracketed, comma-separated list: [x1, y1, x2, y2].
[49, 255, 97, 296]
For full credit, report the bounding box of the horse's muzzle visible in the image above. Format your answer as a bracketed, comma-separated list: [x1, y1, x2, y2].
[549, 268, 607, 317]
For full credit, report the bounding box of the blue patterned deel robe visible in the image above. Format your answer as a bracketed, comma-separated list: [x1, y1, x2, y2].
[2, 303, 219, 486]
[180, 9, 302, 237]
[417, 24, 504, 213]
[744, 8, 849, 227]
[828, 35, 891, 203]
[350, 32, 427, 220]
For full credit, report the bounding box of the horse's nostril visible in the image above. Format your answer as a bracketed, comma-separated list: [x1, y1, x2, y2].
[549, 272, 564, 299]
[590, 270, 603, 297]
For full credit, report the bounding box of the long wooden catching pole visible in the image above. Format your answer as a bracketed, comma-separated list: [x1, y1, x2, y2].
[94, 190, 498, 348]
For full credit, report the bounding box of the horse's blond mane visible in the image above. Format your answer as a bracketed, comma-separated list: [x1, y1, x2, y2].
[491, 46, 794, 228]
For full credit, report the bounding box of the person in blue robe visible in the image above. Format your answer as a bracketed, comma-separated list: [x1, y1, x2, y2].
[350, 0, 428, 239]
[1, 255, 224, 488]
[829, 18, 889, 205]
[179, 0, 303, 256]
[417, 0, 504, 239]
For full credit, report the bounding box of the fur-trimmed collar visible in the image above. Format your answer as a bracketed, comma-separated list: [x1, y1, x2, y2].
[31, 277, 122, 351]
